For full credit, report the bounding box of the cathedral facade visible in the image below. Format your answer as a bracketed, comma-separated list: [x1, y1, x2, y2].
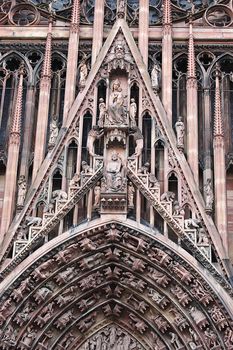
[0, 0, 233, 349]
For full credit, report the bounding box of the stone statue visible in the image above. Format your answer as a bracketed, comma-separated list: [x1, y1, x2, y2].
[87, 126, 104, 157]
[129, 127, 143, 158]
[107, 79, 127, 125]
[129, 98, 137, 127]
[79, 60, 88, 87]
[105, 152, 124, 192]
[94, 182, 101, 207]
[204, 178, 214, 210]
[48, 116, 59, 147]
[169, 332, 183, 349]
[197, 228, 209, 245]
[98, 98, 107, 127]
[175, 116, 185, 149]
[128, 182, 135, 207]
[151, 62, 161, 90]
[17, 175, 26, 207]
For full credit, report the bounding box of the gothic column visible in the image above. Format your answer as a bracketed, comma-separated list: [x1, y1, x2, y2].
[0, 66, 24, 237]
[162, 0, 172, 122]
[213, 66, 228, 253]
[139, 0, 149, 67]
[19, 83, 36, 181]
[32, 18, 52, 181]
[63, 0, 80, 122]
[91, 0, 105, 65]
[186, 18, 199, 184]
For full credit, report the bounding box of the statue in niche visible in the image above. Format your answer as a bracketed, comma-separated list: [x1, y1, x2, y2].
[128, 182, 135, 207]
[79, 59, 88, 87]
[48, 116, 59, 147]
[87, 126, 104, 157]
[98, 98, 107, 127]
[105, 152, 124, 192]
[17, 175, 27, 207]
[94, 182, 101, 207]
[175, 116, 185, 149]
[129, 98, 137, 127]
[204, 178, 214, 210]
[129, 127, 143, 157]
[151, 61, 161, 91]
[107, 79, 127, 125]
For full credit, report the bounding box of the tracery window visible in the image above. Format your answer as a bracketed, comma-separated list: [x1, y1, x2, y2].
[126, 0, 139, 26]
[149, 0, 162, 26]
[104, 0, 117, 25]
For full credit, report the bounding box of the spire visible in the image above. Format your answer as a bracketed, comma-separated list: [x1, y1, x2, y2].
[163, 0, 171, 26]
[10, 65, 24, 137]
[187, 17, 196, 79]
[214, 65, 224, 138]
[42, 18, 52, 79]
[71, 0, 80, 32]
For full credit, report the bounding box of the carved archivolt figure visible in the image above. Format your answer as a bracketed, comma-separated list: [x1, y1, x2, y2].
[48, 116, 59, 146]
[107, 79, 127, 125]
[175, 116, 185, 149]
[17, 175, 27, 207]
[129, 98, 137, 127]
[87, 126, 104, 157]
[151, 62, 161, 90]
[105, 152, 124, 192]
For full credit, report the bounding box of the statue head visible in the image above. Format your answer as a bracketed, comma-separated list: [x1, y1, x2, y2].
[99, 98, 104, 103]
[130, 98, 135, 103]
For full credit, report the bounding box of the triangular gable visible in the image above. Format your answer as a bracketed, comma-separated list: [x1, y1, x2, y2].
[0, 19, 229, 278]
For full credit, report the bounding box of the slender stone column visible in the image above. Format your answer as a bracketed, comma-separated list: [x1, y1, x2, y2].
[162, 0, 172, 122]
[186, 18, 199, 184]
[139, 0, 149, 67]
[63, 0, 80, 122]
[203, 87, 212, 186]
[0, 66, 24, 237]
[213, 66, 228, 253]
[19, 83, 36, 181]
[91, 0, 105, 65]
[32, 19, 52, 181]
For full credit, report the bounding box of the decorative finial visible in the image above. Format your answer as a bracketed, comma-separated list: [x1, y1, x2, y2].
[10, 64, 24, 137]
[71, 0, 80, 32]
[214, 63, 224, 138]
[42, 18, 53, 78]
[187, 17, 196, 79]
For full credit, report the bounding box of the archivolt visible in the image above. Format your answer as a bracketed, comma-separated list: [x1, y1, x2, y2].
[0, 219, 232, 349]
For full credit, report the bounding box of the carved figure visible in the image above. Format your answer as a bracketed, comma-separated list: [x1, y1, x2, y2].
[32, 259, 54, 281]
[197, 228, 209, 245]
[87, 126, 104, 157]
[151, 62, 161, 90]
[20, 327, 36, 348]
[224, 328, 233, 348]
[127, 182, 135, 207]
[69, 173, 80, 187]
[34, 286, 52, 304]
[160, 191, 175, 202]
[129, 98, 137, 126]
[48, 116, 59, 146]
[98, 98, 107, 127]
[138, 162, 150, 174]
[173, 201, 185, 216]
[52, 189, 68, 200]
[55, 310, 74, 329]
[169, 332, 183, 349]
[204, 328, 219, 347]
[189, 306, 208, 329]
[148, 267, 171, 287]
[129, 127, 143, 157]
[55, 267, 76, 285]
[171, 285, 191, 306]
[94, 182, 101, 207]
[184, 218, 201, 229]
[107, 79, 127, 125]
[175, 116, 185, 148]
[105, 152, 124, 192]
[17, 175, 27, 206]
[129, 313, 147, 333]
[26, 216, 42, 227]
[81, 161, 93, 174]
[79, 60, 88, 87]
[204, 178, 214, 210]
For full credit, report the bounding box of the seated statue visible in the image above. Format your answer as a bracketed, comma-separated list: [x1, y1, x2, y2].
[106, 79, 127, 125]
[105, 152, 124, 192]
